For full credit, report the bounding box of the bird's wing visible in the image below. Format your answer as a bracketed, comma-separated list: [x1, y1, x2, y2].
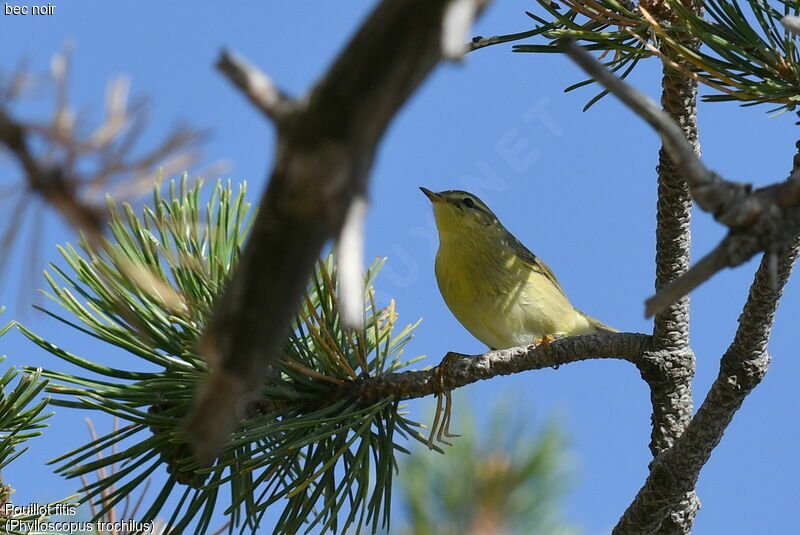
[504, 233, 567, 297]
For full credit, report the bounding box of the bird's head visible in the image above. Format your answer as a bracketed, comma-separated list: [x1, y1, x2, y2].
[420, 187, 501, 239]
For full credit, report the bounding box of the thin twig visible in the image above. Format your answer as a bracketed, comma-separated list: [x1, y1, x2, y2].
[215, 50, 291, 121]
[561, 40, 721, 211]
[645, 239, 730, 318]
[468, 28, 543, 52]
[442, 0, 490, 60]
[337, 195, 368, 330]
[562, 39, 800, 317]
[0, 54, 202, 314]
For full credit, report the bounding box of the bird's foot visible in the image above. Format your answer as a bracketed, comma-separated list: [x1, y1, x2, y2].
[535, 334, 555, 347]
[427, 353, 461, 449]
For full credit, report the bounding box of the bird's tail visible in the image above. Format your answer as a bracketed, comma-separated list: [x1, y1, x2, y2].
[583, 313, 619, 334]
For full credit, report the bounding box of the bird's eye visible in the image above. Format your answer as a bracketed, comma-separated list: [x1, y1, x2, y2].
[462, 197, 475, 209]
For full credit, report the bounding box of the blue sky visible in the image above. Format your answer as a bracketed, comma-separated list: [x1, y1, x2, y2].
[2, 1, 799, 534]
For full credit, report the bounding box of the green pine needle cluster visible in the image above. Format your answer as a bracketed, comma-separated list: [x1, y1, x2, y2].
[0, 309, 55, 534]
[654, 0, 800, 110]
[398, 400, 578, 535]
[0, 317, 51, 474]
[514, 0, 652, 111]
[18, 178, 427, 534]
[492, 0, 800, 112]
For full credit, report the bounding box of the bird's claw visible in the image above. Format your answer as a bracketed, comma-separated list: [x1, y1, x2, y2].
[427, 353, 461, 449]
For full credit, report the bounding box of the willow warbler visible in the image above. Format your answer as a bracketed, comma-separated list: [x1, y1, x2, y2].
[421, 187, 616, 350]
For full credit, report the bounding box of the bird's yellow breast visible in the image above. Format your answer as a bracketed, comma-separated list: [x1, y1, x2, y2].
[434, 233, 593, 349]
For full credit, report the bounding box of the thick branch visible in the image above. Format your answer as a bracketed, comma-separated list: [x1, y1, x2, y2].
[649, 11, 702, 530]
[652, 35, 698, 352]
[186, 0, 493, 462]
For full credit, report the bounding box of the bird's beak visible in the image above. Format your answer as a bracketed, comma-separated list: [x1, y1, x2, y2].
[419, 187, 444, 203]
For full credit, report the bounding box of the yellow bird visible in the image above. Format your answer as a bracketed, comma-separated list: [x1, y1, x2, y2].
[421, 187, 617, 350]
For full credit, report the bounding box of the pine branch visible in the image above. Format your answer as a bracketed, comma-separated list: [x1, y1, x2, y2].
[652, 2, 700, 353]
[562, 39, 800, 316]
[397, 400, 578, 535]
[465, 0, 800, 134]
[0, 310, 61, 535]
[345, 332, 651, 405]
[484, 1, 800, 111]
[20, 179, 434, 534]
[0, 52, 203, 319]
[648, 3, 703, 530]
[189, 0, 494, 462]
[244, 333, 654, 437]
[614, 222, 800, 535]
[0, 52, 202, 247]
[565, 38, 800, 535]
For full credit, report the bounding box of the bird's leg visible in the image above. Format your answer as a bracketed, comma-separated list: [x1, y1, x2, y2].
[426, 391, 444, 450]
[534, 335, 559, 368]
[439, 388, 461, 442]
[426, 352, 461, 448]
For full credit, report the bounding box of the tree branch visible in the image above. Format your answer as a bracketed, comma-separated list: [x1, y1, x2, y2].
[648, 9, 703, 529]
[0, 108, 104, 238]
[215, 51, 292, 121]
[626, 138, 798, 535]
[643, 238, 732, 317]
[468, 28, 542, 52]
[0, 55, 202, 249]
[564, 37, 800, 534]
[650, 6, 700, 352]
[355, 332, 651, 403]
[613, 235, 800, 535]
[560, 41, 726, 213]
[248, 332, 652, 415]
[442, 0, 492, 60]
[186, 0, 494, 462]
[560, 39, 800, 318]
